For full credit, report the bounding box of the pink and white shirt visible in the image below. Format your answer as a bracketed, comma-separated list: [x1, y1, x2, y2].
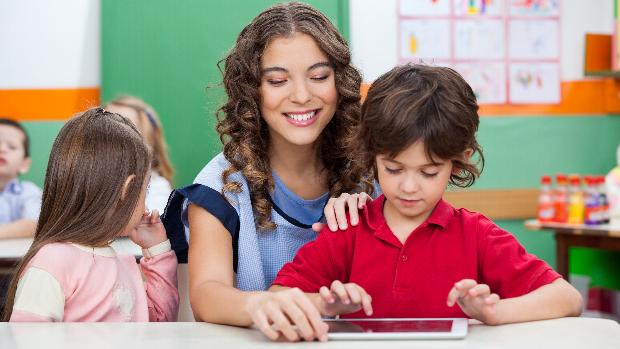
[10, 240, 178, 322]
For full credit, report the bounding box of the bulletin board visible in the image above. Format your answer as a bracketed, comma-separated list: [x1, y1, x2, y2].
[398, 0, 561, 105]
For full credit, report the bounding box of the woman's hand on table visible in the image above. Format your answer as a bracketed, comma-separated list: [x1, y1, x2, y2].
[246, 289, 328, 342]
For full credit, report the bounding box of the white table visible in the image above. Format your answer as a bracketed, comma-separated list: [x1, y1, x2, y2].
[0, 318, 618, 349]
[0, 237, 142, 266]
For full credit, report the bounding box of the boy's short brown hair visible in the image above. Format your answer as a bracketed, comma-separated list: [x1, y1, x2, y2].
[356, 64, 484, 188]
[0, 118, 30, 157]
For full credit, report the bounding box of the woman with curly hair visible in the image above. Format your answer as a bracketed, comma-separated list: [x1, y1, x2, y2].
[163, 2, 371, 341]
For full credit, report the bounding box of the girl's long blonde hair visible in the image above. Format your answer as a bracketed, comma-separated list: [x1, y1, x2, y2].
[106, 96, 174, 184]
[2, 108, 150, 320]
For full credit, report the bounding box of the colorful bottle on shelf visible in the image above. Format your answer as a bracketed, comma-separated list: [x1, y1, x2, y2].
[537, 175, 555, 223]
[553, 173, 569, 223]
[584, 175, 599, 225]
[597, 176, 609, 224]
[606, 145, 620, 227]
[567, 174, 585, 225]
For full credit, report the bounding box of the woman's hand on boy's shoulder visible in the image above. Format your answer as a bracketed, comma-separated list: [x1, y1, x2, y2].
[447, 279, 502, 325]
[313, 192, 372, 233]
[129, 209, 167, 249]
[317, 280, 373, 317]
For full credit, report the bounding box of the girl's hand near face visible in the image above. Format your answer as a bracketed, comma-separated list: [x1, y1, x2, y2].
[128, 209, 168, 249]
[447, 279, 502, 325]
[317, 280, 373, 317]
[247, 288, 328, 342]
[312, 192, 372, 233]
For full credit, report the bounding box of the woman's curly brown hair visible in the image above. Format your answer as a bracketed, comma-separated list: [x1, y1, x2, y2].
[216, 2, 369, 231]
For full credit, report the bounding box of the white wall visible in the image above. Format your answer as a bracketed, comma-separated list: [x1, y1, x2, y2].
[0, 0, 100, 89]
[350, 0, 614, 82]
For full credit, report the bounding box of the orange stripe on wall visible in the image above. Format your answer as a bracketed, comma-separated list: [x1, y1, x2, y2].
[361, 80, 613, 116]
[0, 88, 100, 121]
[4, 80, 611, 121]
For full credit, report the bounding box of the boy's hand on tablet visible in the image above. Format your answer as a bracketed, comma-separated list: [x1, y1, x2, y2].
[447, 279, 502, 325]
[247, 289, 328, 342]
[317, 192, 371, 232]
[318, 280, 373, 317]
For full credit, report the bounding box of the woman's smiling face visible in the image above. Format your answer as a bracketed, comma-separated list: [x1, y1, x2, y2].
[259, 32, 338, 148]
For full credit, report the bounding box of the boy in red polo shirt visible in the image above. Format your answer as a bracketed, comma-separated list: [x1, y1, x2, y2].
[255, 64, 582, 342]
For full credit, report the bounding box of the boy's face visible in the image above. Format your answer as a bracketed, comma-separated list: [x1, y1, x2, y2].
[376, 140, 453, 226]
[0, 124, 30, 181]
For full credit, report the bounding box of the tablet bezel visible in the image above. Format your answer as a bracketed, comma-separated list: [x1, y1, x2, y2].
[326, 317, 468, 340]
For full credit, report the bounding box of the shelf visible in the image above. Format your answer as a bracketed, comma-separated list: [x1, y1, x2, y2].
[524, 219, 620, 237]
[585, 71, 620, 78]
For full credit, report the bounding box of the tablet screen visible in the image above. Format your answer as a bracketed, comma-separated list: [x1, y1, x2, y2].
[327, 319, 453, 333]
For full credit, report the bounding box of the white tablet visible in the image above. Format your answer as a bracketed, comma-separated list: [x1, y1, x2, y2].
[325, 318, 468, 340]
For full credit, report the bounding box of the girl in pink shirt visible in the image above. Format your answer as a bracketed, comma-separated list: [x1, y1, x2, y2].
[2, 108, 179, 322]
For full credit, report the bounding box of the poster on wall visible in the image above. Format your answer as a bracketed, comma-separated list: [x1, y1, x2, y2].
[398, 0, 561, 105]
[456, 63, 507, 104]
[509, 0, 560, 17]
[400, 19, 451, 60]
[509, 19, 560, 59]
[454, 19, 505, 60]
[509, 63, 560, 103]
[400, 0, 451, 16]
[453, 0, 504, 16]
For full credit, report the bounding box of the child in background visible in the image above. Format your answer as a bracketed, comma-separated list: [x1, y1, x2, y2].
[105, 96, 174, 213]
[0, 118, 42, 239]
[2, 108, 178, 322]
[267, 64, 582, 340]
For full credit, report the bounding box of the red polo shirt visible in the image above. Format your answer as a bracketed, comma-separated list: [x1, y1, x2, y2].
[273, 195, 560, 318]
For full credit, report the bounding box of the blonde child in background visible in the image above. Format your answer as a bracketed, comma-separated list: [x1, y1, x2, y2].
[0, 118, 42, 239]
[2, 108, 178, 322]
[265, 64, 583, 341]
[106, 96, 174, 213]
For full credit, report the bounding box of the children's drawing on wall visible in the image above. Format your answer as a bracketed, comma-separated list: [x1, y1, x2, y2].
[400, 0, 451, 16]
[398, 0, 561, 105]
[400, 19, 451, 60]
[455, 63, 507, 104]
[454, 0, 505, 16]
[509, 0, 560, 17]
[454, 20, 505, 59]
[509, 19, 559, 59]
[509, 63, 560, 103]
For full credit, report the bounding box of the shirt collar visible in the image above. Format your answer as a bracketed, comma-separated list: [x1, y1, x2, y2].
[363, 195, 455, 232]
[363, 194, 387, 231]
[426, 199, 455, 229]
[71, 243, 117, 257]
[1, 179, 22, 195]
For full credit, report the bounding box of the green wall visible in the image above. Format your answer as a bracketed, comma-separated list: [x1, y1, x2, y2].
[474, 116, 620, 189]
[19, 121, 64, 187]
[100, 1, 620, 289]
[101, 0, 347, 187]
